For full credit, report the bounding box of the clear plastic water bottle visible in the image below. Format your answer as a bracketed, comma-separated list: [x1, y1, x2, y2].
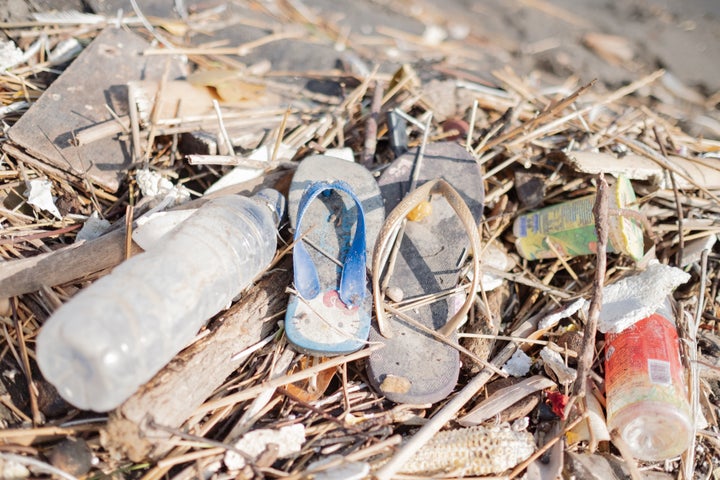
[37, 189, 285, 412]
[604, 299, 693, 461]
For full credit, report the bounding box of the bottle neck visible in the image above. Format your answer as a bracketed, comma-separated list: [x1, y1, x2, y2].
[253, 188, 286, 227]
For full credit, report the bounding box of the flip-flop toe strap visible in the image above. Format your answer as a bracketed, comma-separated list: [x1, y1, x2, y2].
[293, 180, 368, 307]
[372, 178, 482, 338]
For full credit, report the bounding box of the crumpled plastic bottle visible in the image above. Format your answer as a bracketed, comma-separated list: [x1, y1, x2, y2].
[37, 189, 285, 412]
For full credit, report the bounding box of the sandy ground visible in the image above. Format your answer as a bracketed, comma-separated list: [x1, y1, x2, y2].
[2, 0, 719, 97]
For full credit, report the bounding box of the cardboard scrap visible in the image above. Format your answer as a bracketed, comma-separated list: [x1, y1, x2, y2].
[681, 235, 717, 267]
[566, 151, 663, 184]
[668, 155, 720, 190]
[6, 27, 185, 192]
[187, 70, 269, 104]
[129, 80, 218, 125]
[566, 151, 720, 190]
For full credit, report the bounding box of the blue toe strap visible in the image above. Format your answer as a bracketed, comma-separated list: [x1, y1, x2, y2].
[293, 180, 367, 307]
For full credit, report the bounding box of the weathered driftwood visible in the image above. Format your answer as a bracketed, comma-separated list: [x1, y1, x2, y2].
[101, 260, 292, 461]
[0, 227, 140, 299]
[0, 169, 291, 299]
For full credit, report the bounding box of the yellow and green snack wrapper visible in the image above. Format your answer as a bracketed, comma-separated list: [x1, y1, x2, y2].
[513, 175, 644, 261]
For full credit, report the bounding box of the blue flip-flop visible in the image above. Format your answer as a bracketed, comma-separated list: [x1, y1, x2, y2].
[285, 155, 384, 356]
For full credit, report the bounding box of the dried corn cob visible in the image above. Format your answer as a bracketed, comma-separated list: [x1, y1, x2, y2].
[396, 425, 535, 476]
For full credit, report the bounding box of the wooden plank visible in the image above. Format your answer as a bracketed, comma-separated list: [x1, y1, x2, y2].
[102, 260, 291, 461]
[6, 27, 184, 192]
[0, 168, 292, 299]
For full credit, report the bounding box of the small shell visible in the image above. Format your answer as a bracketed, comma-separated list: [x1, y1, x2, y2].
[385, 286, 404, 303]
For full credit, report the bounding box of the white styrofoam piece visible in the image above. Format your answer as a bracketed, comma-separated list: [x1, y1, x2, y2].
[502, 349, 532, 377]
[481, 242, 513, 291]
[466, 241, 514, 292]
[0, 39, 24, 72]
[597, 261, 691, 334]
[135, 168, 191, 206]
[422, 24, 448, 46]
[224, 423, 305, 470]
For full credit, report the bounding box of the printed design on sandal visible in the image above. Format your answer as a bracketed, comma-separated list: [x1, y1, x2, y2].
[285, 155, 384, 357]
[323, 290, 359, 314]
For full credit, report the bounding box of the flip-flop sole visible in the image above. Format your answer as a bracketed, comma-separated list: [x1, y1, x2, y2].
[285, 155, 384, 355]
[367, 142, 484, 404]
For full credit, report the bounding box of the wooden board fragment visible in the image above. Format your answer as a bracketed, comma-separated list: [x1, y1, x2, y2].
[0, 168, 291, 299]
[101, 261, 291, 461]
[566, 151, 720, 190]
[566, 152, 663, 184]
[6, 27, 184, 192]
